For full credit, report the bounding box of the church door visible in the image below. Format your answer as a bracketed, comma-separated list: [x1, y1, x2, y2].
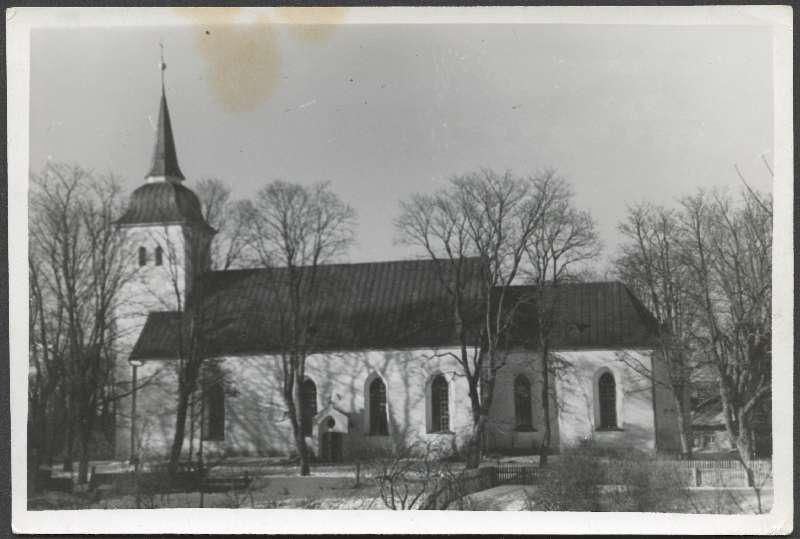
[320, 432, 344, 463]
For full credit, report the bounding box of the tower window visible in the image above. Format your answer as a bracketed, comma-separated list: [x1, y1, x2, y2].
[138, 246, 147, 266]
[203, 377, 225, 441]
[430, 375, 450, 433]
[300, 378, 317, 437]
[154, 245, 163, 266]
[514, 375, 534, 431]
[368, 377, 388, 436]
[598, 371, 618, 430]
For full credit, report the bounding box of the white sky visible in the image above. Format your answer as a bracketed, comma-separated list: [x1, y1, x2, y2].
[30, 23, 774, 267]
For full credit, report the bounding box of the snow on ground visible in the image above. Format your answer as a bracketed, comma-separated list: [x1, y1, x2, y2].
[458, 485, 774, 513]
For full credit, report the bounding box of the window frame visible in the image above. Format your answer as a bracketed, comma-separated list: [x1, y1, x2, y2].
[300, 378, 318, 437]
[202, 376, 225, 441]
[429, 374, 450, 433]
[368, 376, 389, 436]
[597, 371, 619, 431]
[137, 246, 147, 266]
[513, 374, 535, 432]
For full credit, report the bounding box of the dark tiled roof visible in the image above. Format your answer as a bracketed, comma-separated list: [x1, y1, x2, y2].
[116, 181, 214, 231]
[130, 259, 658, 361]
[131, 257, 485, 360]
[147, 89, 184, 181]
[503, 282, 660, 349]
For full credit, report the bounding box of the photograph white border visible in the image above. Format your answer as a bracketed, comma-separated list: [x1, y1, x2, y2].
[7, 6, 793, 535]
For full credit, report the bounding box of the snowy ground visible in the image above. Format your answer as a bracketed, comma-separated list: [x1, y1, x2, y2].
[32, 457, 773, 513]
[458, 485, 774, 513]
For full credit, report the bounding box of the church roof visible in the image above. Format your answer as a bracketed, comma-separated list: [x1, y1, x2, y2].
[501, 282, 660, 349]
[130, 258, 658, 361]
[116, 77, 213, 231]
[131, 257, 483, 359]
[147, 88, 185, 181]
[115, 181, 214, 231]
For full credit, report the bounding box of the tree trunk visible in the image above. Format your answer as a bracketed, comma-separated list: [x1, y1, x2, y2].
[62, 417, 74, 473]
[77, 426, 91, 484]
[464, 377, 483, 469]
[295, 430, 310, 476]
[466, 415, 486, 469]
[284, 381, 310, 476]
[674, 390, 692, 459]
[168, 386, 191, 475]
[539, 344, 552, 467]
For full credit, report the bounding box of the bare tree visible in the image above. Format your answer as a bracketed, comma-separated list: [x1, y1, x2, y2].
[242, 180, 357, 475]
[524, 175, 601, 464]
[194, 177, 251, 270]
[678, 188, 772, 472]
[613, 203, 700, 457]
[395, 168, 552, 468]
[28, 162, 135, 483]
[370, 440, 455, 510]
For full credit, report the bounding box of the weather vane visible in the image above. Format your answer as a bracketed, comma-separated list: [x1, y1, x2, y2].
[159, 41, 167, 88]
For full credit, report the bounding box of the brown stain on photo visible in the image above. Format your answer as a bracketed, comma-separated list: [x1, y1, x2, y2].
[173, 7, 347, 113]
[274, 7, 348, 43]
[174, 8, 279, 114]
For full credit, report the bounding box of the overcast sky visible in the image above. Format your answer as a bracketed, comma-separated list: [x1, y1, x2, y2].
[30, 23, 774, 268]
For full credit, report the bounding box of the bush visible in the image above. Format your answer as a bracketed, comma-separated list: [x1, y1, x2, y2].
[605, 458, 689, 512]
[525, 448, 604, 511]
[525, 443, 691, 512]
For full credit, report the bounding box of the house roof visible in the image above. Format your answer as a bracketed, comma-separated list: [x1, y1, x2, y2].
[692, 396, 726, 429]
[129, 258, 658, 361]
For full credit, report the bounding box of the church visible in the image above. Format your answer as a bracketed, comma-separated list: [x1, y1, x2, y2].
[113, 75, 683, 464]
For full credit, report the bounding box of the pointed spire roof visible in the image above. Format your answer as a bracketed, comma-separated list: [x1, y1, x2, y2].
[115, 44, 214, 233]
[146, 45, 185, 183]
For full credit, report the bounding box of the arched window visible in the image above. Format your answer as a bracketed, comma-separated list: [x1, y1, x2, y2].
[154, 245, 163, 266]
[368, 377, 388, 435]
[514, 375, 533, 431]
[203, 377, 225, 441]
[430, 375, 450, 433]
[138, 246, 147, 266]
[300, 378, 317, 436]
[598, 371, 617, 430]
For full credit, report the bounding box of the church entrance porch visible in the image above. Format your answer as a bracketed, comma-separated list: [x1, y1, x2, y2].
[312, 404, 350, 462]
[319, 432, 344, 463]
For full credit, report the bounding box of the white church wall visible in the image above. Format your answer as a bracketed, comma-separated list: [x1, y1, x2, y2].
[649, 349, 685, 453]
[128, 347, 475, 460]
[128, 346, 672, 462]
[554, 349, 658, 452]
[485, 351, 560, 453]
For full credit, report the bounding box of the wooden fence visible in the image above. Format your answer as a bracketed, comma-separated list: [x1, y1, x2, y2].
[671, 459, 772, 487]
[422, 467, 497, 510]
[422, 459, 771, 509]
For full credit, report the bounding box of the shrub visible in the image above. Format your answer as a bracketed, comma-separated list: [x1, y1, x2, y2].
[605, 458, 689, 512]
[525, 448, 604, 511]
[525, 443, 692, 512]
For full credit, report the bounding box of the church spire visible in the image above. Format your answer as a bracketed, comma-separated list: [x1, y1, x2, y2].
[146, 43, 185, 183]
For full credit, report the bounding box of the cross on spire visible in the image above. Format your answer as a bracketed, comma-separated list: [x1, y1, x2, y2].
[159, 41, 167, 90]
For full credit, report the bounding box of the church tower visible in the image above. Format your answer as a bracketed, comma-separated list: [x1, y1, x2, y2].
[114, 49, 214, 459]
[116, 47, 214, 322]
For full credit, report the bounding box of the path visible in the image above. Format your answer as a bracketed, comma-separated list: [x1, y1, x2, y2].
[456, 485, 534, 510]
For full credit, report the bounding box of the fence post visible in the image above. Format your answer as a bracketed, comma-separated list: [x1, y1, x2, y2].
[694, 467, 701, 487]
